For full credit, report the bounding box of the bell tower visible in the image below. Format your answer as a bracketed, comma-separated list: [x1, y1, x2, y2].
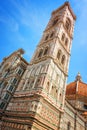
[28, 1, 76, 109]
[3, 2, 76, 130]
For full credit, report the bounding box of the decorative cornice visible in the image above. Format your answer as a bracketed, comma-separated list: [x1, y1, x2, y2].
[52, 2, 76, 20]
[30, 55, 68, 76]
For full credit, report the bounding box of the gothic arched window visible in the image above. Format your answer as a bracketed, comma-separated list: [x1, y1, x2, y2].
[61, 33, 65, 41]
[67, 122, 71, 130]
[57, 50, 61, 60]
[61, 55, 66, 65]
[44, 47, 49, 55]
[34, 104, 37, 110]
[65, 38, 68, 47]
[50, 32, 54, 38]
[65, 18, 71, 32]
[52, 18, 58, 26]
[38, 49, 43, 58]
[45, 34, 49, 41]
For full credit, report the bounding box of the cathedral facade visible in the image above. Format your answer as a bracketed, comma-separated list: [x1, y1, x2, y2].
[0, 2, 87, 130]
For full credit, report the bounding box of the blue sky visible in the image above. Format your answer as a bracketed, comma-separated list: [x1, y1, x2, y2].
[0, 0, 87, 84]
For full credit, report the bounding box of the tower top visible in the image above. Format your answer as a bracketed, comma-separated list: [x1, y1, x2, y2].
[75, 72, 82, 82]
[52, 2, 76, 20]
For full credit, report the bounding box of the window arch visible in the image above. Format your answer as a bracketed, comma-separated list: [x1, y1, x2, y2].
[45, 34, 49, 41]
[50, 32, 54, 38]
[61, 55, 66, 65]
[67, 122, 71, 130]
[65, 38, 68, 47]
[34, 104, 37, 110]
[61, 33, 65, 41]
[65, 18, 71, 32]
[52, 18, 58, 26]
[57, 50, 62, 60]
[38, 49, 43, 58]
[44, 47, 49, 55]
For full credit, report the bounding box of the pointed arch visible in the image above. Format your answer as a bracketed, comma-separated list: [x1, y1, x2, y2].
[65, 38, 68, 47]
[61, 33, 65, 41]
[50, 31, 54, 38]
[38, 49, 43, 58]
[52, 18, 58, 26]
[57, 49, 62, 60]
[61, 55, 66, 65]
[45, 34, 49, 41]
[44, 46, 49, 55]
[65, 18, 71, 32]
[67, 122, 71, 130]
